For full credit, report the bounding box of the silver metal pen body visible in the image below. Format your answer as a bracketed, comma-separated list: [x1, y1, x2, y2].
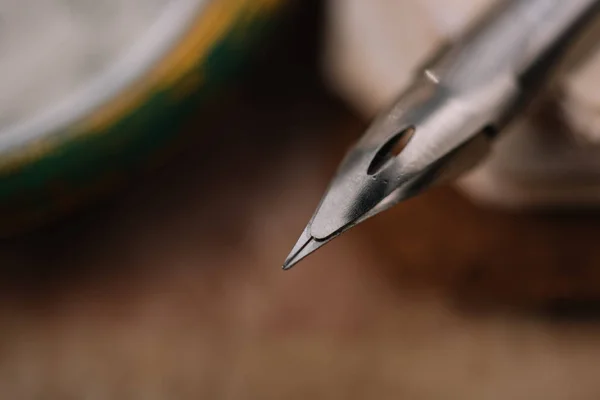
[284, 0, 600, 269]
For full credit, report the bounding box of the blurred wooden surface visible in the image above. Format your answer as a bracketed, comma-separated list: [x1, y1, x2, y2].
[3, 2, 600, 398]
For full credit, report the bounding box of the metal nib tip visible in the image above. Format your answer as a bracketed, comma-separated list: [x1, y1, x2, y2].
[281, 260, 296, 271]
[282, 225, 331, 270]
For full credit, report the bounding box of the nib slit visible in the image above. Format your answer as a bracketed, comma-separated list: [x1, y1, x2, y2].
[281, 225, 341, 270]
[282, 236, 313, 270]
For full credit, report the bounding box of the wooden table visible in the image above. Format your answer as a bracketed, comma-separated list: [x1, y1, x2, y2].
[2, 3, 600, 398]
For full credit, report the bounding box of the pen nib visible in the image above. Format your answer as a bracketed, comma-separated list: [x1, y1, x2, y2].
[282, 225, 331, 270]
[282, 71, 496, 271]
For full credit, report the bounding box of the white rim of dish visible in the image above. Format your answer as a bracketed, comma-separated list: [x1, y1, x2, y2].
[0, 0, 208, 154]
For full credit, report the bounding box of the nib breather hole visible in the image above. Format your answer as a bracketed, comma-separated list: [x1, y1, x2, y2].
[367, 126, 415, 175]
[480, 124, 498, 139]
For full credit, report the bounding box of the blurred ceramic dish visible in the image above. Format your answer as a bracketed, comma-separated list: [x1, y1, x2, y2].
[0, 0, 283, 234]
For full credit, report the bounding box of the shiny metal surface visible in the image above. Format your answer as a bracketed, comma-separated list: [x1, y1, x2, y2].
[284, 0, 600, 270]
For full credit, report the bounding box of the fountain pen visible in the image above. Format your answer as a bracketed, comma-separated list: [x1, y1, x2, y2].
[283, 0, 600, 270]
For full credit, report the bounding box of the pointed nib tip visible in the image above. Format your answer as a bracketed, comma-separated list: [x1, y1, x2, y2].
[281, 249, 307, 270]
[281, 234, 312, 271]
[281, 251, 306, 271]
[281, 225, 334, 271]
[282, 261, 295, 271]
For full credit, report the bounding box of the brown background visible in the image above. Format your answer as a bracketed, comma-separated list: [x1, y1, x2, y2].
[2, 2, 600, 398]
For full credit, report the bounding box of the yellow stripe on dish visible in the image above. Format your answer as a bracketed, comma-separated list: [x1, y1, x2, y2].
[83, 0, 283, 133]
